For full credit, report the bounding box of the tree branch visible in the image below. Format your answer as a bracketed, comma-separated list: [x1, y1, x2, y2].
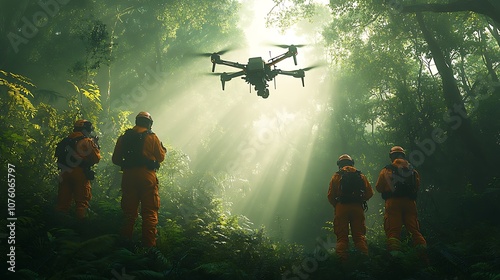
[400, 0, 500, 24]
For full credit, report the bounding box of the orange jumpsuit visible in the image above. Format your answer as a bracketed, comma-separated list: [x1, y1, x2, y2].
[327, 166, 374, 260]
[112, 126, 166, 247]
[375, 158, 426, 251]
[56, 132, 100, 219]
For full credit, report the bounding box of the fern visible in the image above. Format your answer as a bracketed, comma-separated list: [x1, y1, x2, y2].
[0, 69, 36, 115]
[68, 275, 109, 280]
[15, 269, 40, 279]
[78, 234, 119, 255]
[67, 80, 103, 112]
[130, 270, 166, 280]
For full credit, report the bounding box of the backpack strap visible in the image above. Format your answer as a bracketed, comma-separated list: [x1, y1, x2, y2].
[73, 135, 87, 144]
[121, 129, 158, 170]
[382, 164, 417, 200]
[385, 164, 397, 172]
[55, 135, 89, 171]
[337, 169, 365, 204]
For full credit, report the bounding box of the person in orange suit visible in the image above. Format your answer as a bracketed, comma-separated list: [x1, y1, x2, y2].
[375, 146, 426, 255]
[112, 112, 166, 247]
[56, 120, 100, 220]
[328, 154, 373, 261]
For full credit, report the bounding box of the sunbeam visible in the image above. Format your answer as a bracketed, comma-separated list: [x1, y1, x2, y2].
[116, 0, 332, 247]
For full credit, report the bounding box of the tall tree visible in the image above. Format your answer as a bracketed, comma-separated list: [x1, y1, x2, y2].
[272, 0, 500, 190]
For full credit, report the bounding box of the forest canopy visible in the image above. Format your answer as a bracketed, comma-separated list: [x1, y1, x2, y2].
[1, 0, 499, 279]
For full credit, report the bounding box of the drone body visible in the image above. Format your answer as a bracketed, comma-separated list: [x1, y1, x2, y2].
[208, 45, 314, 99]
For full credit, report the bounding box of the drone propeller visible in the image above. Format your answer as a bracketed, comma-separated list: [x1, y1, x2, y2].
[301, 65, 321, 72]
[272, 44, 305, 65]
[193, 47, 236, 57]
[205, 72, 230, 90]
[271, 44, 307, 49]
[276, 62, 326, 87]
[203, 72, 224, 76]
[301, 61, 328, 71]
[297, 64, 324, 86]
[204, 71, 244, 91]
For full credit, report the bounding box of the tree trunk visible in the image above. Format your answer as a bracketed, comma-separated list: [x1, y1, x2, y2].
[486, 21, 500, 49]
[481, 30, 500, 83]
[416, 13, 493, 191]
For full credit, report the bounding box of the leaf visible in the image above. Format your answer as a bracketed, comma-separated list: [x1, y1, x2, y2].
[131, 270, 166, 279]
[67, 274, 109, 280]
[15, 269, 40, 279]
[78, 234, 118, 255]
[68, 80, 80, 93]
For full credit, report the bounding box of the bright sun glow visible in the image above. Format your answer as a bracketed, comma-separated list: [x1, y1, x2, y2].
[152, 0, 332, 245]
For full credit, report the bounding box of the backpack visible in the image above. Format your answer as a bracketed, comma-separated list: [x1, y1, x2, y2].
[55, 136, 86, 169]
[384, 164, 418, 199]
[337, 170, 366, 203]
[121, 129, 159, 170]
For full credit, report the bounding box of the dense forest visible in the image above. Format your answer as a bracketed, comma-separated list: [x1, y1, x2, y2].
[1, 0, 499, 279]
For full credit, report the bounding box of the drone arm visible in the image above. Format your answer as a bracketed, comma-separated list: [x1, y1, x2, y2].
[213, 59, 247, 71]
[267, 53, 289, 66]
[224, 71, 246, 80]
[276, 69, 306, 87]
[211, 53, 246, 72]
[220, 71, 245, 90]
[268, 46, 299, 66]
[277, 69, 305, 78]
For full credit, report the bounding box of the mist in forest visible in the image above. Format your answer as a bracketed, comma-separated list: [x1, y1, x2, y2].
[2, 0, 500, 278]
[83, 0, 337, 248]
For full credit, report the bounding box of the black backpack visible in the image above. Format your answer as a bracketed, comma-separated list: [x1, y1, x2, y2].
[55, 136, 86, 169]
[384, 164, 418, 199]
[337, 170, 366, 203]
[121, 129, 159, 170]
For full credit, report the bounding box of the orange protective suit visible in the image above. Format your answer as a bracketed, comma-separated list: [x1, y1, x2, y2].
[328, 166, 374, 260]
[375, 158, 426, 251]
[112, 126, 166, 247]
[56, 132, 100, 219]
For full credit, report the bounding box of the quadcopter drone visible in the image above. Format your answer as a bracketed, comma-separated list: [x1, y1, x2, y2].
[203, 45, 317, 99]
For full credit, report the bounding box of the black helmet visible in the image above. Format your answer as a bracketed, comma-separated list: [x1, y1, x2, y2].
[337, 154, 354, 167]
[136, 111, 153, 128]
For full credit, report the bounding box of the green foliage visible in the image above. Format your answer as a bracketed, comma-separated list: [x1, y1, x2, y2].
[266, 0, 319, 31]
[0, 69, 36, 115]
[68, 81, 103, 112]
[2, 2, 500, 279]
